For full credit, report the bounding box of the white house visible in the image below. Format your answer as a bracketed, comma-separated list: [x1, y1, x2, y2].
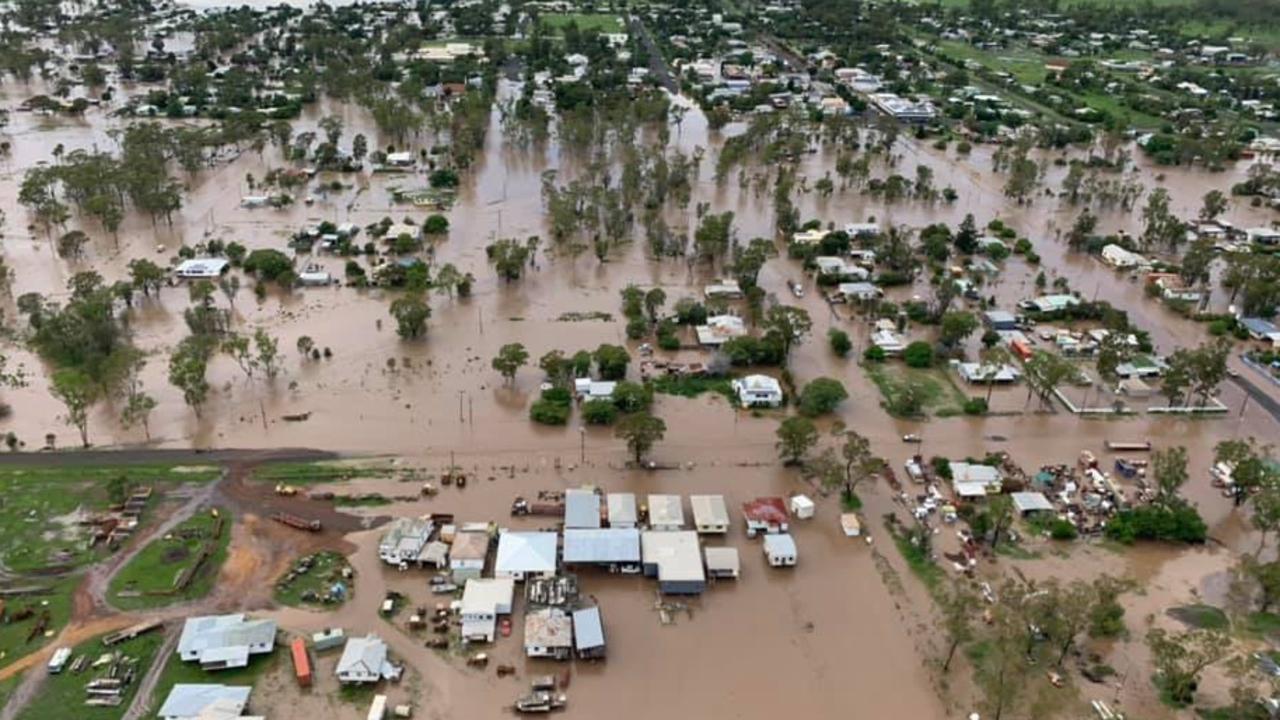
[494, 531, 558, 580]
[836, 282, 882, 302]
[573, 378, 617, 400]
[872, 329, 906, 355]
[731, 375, 783, 408]
[336, 635, 400, 684]
[378, 517, 434, 566]
[460, 578, 515, 643]
[763, 533, 798, 567]
[1100, 244, 1147, 270]
[792, 228, 830, 245]
[157, 684, 254, 720]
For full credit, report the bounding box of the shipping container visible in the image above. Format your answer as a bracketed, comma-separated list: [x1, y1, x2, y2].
[291, 638, 312, 687]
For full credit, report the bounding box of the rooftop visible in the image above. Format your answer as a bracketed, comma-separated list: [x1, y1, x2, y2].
[742, 497, 789, 525]
[647, 494, 685, 528]
[641, 531, 706, 584]
[562, 528, 641, 564]
[564, 489, 602, 529]
[157, 684, 252, 720]
[495, 531, 558, 574]
[525, 608, 573, 649]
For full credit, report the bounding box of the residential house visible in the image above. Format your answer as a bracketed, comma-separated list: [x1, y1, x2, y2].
[335, 635, 400, 684]
[835, 282, 883, 303]
[695, 315, 747, 346]
[524, 608, 573, 660]
[689, 495, 730, 534]
[703, 279, 743, 299]
[177, 615, 277, 671]
[955, 361, 1021, 384]
[791, 228, 830, 245]
[983, 310, 1018, 331]
[742, 497, 789, 537]
[640, 531, 706, 594]
[731, 375, 783, 408]
[871, 328, 906, 356]
[647, 494, 685, 530]
[1020, 294, 1079, 313]
[175, 259, 230, 280]
[460, 578, 515, 643]
[763, 533, 798, 567]
[949, 462, 1003, 499]
[573, 378, 617, 400]
[449, 530, 491, 582]
[1101, 244, 1147, 270]
[494, 531, 558, 581]
[1241, 317, 1280, 343]
[377, 517, 434, 566]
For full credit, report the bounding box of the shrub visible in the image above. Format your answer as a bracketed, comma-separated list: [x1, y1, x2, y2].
[593, 344, 631, 380]
[1049, 519, 1078, 540]
[612, 381, 651, 413]
[1104, 503, 1207, 544]
[903, 341, 934, 368]
[625, 317, 649, 340]
[530, 387, 572, 425]
[962, 397, 988, 415]
[423, 214, 449, 234]
[243, 249, 293, 282]
[828, 329, 852, 358]
[798, 377, 849, 417]
[581, 399, 618, 425]
[863, 345, 887, 363]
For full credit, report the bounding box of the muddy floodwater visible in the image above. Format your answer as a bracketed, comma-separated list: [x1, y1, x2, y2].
[2, 68, 1279, 719]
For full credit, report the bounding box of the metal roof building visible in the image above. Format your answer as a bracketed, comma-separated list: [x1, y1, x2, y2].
[524, 608, 573, 659]
[606, 493, 637, 528]
[336, 635, 400, 684]
[572, 606, 606, 659]
[157, 684, 255, 720]
[177, 615, 277, 671]
[689, 495, 730, 534]
[704, 547, 740, 579]
[564, 489, 602, 529]
[494, 531, 558, 580]
[641, 531, 706, 594]
[562, 528, 641, 565]
[647, 494, 685, 531]
[1011, 491, 1054, 515]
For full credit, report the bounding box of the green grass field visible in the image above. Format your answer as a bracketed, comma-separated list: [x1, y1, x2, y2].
[15, 628, 166, 720]
[0, 576, 78, 672]
[251, 461, 393, 485]
[274, 551, 353, 609]
[107, 508, 231, 611]
[865, 364, 967, 418]
[540, 13, 624, 34]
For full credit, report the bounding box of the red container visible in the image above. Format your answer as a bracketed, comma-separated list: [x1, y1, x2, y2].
[291, 638, 312, 687]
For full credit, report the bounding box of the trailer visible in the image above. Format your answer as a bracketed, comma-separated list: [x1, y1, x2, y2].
[47, 647, 71, 674]
[272, 512, 322, 532]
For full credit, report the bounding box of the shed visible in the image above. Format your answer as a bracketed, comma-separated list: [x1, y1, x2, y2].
[704, 547, 740, 579]
[742, 497, 789, 537]
[562, 528, 640, 565]
[789, 495, 815, 519]
[564, 489, 602, 529]
[606, 493, 637, 528]
[949, 462, 1003, 499]
[312, 628, 345, 652]
[524, 608, 573, 659]
[763, 533, 798, 567]
[494, 531, 558, 580]
[175, 258, 230, 280]
[840, 513, 861, 537]
[417, 540, 449, 569]
[641, 531, 706, 594]
[647, 494, 685, 531]
[1011, 491, 1054, 516]
[572, 606, 606, 660]
[290, 638, 311, 688]
[689, 495, 730, 534]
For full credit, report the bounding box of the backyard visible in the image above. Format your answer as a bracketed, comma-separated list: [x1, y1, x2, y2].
[865, 363, 969, 417]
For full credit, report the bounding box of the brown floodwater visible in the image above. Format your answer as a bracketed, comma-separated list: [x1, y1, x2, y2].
[1, 71, 1277, 719]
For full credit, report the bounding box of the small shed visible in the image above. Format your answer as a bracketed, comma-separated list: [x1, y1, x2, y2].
[572, 607, 606, 660]
[689, 495, 730, 534]
[312, 628, 345, 652]
[763, 533, 798, 567]
[789, 495, 815, 520]
[1011, 491, 1054, 517]
[704, 547, 740, 579]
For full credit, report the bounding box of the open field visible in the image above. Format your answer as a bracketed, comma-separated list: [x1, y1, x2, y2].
[864, 363, 969, 417]
[107, 508, 231, 610]
[540, 13, 624, 33]
[14, 629, 165, 720]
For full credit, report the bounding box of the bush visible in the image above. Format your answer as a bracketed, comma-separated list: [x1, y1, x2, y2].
[612, 381, 651, 413]
[1049, 519, 1078, 540]
[721, 336, 785, 366]
[828, 329, 852, 358]
[625, 317, 649, 340]
[423, 214, 449, 234]
[1104, 503, 1207, 544]
[593, 344, 631, 380]
[962, 397, 988, 415]
[581, 399, 618, 425]
[243, 249, 293, 282]
[863, 345, 887, 363]
[530, 387, 572, 425]
[903, 341, 934, 368]
[798, 377, 849, 417]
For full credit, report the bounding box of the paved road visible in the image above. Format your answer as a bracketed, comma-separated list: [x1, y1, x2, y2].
[628, 15, 677, 92]
[0, 447, 336, 468]
[1231, 373, 1280, 424]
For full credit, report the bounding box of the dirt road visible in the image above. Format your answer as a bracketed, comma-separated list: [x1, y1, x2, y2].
[120, 626, 180, 720]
